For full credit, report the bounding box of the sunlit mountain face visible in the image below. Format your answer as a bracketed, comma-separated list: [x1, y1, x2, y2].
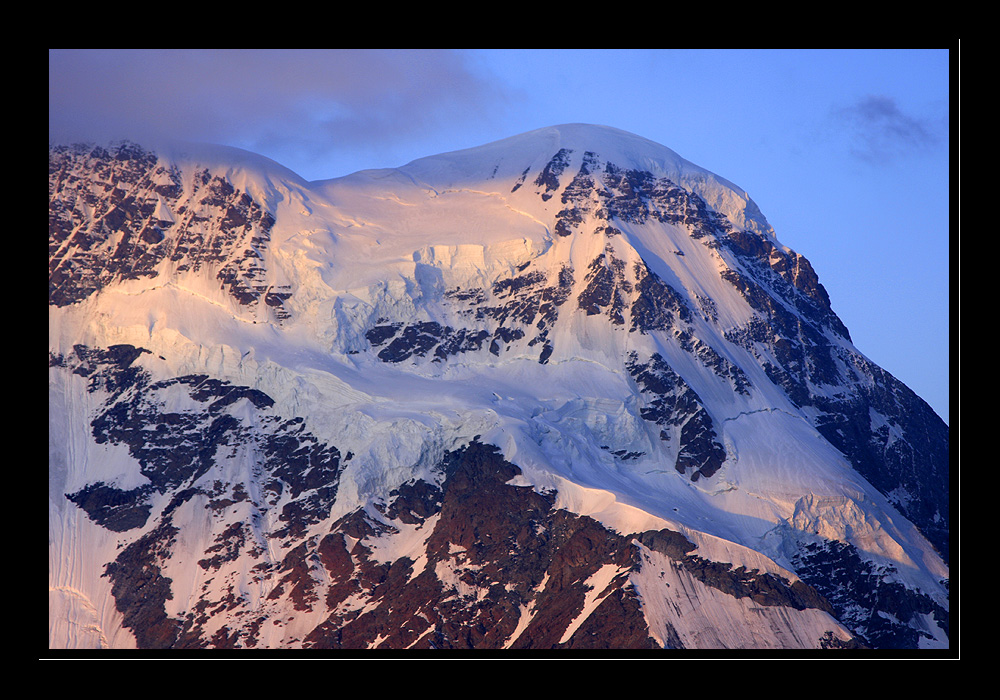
[49, 125, 949, 651]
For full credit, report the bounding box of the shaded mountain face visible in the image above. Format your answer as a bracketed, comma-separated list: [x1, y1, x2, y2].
[48, 126, 949, 651]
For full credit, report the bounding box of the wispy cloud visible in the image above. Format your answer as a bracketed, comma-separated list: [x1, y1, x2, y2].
[49, 49, 509, 175]
[834, 94, 944, 164]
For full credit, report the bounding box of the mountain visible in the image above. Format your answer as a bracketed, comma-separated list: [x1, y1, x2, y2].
[48, 124, 950, 652]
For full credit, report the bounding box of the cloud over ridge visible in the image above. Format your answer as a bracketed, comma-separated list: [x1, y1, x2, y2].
[49, 49, 504, 177]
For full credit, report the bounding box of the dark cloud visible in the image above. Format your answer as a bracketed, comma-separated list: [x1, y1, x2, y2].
[49, 49, 508, 176]
[835, 94, 943, 163]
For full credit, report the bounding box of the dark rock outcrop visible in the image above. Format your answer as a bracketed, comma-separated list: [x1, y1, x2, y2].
[49, 141, 290, 320]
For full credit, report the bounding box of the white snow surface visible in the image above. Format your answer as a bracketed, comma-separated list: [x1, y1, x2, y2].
[49, 124, 948, 650]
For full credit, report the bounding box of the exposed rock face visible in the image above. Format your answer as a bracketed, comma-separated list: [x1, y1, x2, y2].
[49, 142, 291, 319]
[789, 538, 948, 649]
[812, 363, 951, 563]
[625, 352, 727, 481]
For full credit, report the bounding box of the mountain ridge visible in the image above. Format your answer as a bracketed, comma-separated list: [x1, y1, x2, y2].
[49, 124, 950, 651]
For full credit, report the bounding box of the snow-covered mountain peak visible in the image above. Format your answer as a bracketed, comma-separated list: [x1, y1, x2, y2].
[390, 123, 704, 184]
[353, 123, 776, 240]
[293, 123, 784, 321]
[48, 127, 950, 652]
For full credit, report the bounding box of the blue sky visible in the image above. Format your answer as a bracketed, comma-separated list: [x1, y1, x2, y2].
[49, 48, 954, 423]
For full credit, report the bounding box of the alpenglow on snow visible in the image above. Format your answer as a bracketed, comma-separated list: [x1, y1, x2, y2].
[49, 124, 949, 651]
